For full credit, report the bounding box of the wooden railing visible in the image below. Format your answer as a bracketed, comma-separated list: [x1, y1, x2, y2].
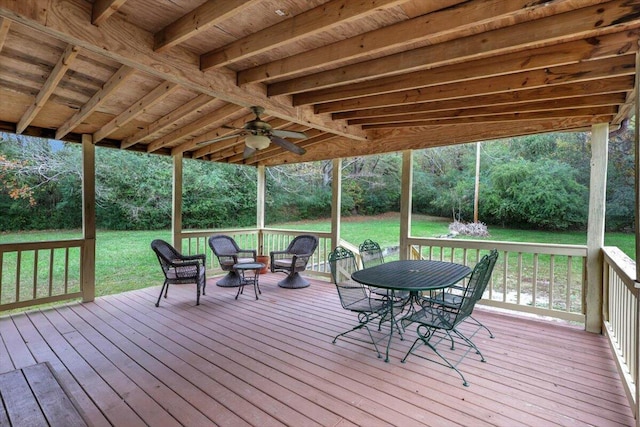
[406, 237, 588, 322]
[602, 246, 638, 419]
[0, 239, 84, 311]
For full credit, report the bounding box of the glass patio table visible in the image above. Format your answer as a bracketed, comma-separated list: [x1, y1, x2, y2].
[351, 259, 472, 362]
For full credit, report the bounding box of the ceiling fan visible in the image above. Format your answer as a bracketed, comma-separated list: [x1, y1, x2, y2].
[198, 106, 307, 158]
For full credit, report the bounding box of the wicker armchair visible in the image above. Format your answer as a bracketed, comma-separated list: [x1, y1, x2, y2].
[151, 239, 206, 307]
[208, 235, 256, 287]
[270, 234, 319, 288]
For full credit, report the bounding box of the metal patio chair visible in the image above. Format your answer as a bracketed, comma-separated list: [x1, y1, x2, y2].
[329, 246, 390, 358]
[151, 239, 206, 307]
[208, 235, 256, 287]
[359, 239, 409, 303]
[270, 234, 318, 288]
[422, 249, 498, 339]
[401, 251, 495, 386]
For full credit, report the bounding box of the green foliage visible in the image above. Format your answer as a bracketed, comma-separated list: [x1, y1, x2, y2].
[482, 159, 588, 230]
[1, 121, 637, 233]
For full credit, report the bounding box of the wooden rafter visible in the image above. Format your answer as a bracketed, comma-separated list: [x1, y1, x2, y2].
[200, 0, 408, 70]
[154, 0, 260, 52]
[314, 55, 636, 114]
[93, 81, 179, 143]
[269, 0, 640, 96]
[238, 0, 597, 85]
[148, 103, 244, 153]
[92, 0, 128, 26]
[331, 77, 635, 120]
[56, 65, 135, 140]
[17, 44, 79, 134]
[121, 94, 216, 149]
[293, 30, 638, 106]
[347, 93, 627, 125]
[0, 0, 366, 141]
[0, 16, 10, 51]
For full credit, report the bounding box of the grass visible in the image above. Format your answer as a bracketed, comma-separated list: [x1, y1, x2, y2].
[0, 214, 635, 304]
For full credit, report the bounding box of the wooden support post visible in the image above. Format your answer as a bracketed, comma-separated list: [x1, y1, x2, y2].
[172, 153, 183, 251]
[81, 134, 95, 302]
[331, 158, 342, 251]
[400, 150, 413, 260]
[257, 165, 266, 253]
[586, 122, 608, 333]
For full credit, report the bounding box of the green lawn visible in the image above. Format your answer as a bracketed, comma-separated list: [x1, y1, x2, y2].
[0, 214, 635, 300]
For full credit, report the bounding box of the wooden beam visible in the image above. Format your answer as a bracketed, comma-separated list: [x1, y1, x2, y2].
[293, 30, 638, 106]
[314, 55, 636, 114]
[148, 103, 244, 153]
[154, 0, 259, 52]
[361, 106, 617, 128]
[200, 0, 408, 70]
[349, 94, 626, 125]
[93, 81, 179, 143]
[92, 0, 128, 26]
[266, 116, 612, 165]
[17, 44, 79, 134]
[269, 0, 640, 96]
[238, 0, 594, 85]
[0, 0, 366, 140]
[121, 93, 216, 148]
[0, 16, 10, 51]
[332, 76, 635, 119]
[56, 65, 134, 140]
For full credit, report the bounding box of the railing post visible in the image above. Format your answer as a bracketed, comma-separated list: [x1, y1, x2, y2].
[81, 134, 95, 302]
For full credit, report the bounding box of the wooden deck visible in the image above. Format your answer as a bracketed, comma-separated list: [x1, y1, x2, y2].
[0, 273, 634, 427]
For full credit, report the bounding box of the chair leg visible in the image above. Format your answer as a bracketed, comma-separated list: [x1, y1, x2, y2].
[155, 281, 169, 307]
[332, 312, 382, 358]
[401, 326, 471, 387]
[468, 315, 494, 338]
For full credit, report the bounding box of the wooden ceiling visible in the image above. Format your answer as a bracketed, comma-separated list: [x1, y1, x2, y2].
[0, 0, 638, 166]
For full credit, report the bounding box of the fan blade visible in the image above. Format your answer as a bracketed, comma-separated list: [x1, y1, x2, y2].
[269, 136, 306, 155]
[271, 129, 307, 139]
[243, 146, 257, 159]
[197, 133, 241, 146]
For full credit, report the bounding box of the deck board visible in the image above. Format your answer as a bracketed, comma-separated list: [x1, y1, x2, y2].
[1, 273, 634, 426]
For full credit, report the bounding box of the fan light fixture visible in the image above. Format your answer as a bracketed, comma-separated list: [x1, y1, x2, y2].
[245, 134, 270, 150]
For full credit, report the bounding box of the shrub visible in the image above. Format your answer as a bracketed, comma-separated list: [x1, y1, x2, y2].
[448, 220, 490, 237]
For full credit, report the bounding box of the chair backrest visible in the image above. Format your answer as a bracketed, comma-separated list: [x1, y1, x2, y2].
[286, 234, 319, 255]
[466, 248, 498, 302]
[328, 246, 359, 284]
[151, 239, 179, 275]
[328, 246, 369, 309]
[453, 251, 497, 325]
[208, 235, 241, 257]
[359, 239, 384, 268]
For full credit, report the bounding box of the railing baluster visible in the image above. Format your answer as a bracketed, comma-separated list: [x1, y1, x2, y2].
[48, 249, 54, 297]
[33, 250, 38, 300]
